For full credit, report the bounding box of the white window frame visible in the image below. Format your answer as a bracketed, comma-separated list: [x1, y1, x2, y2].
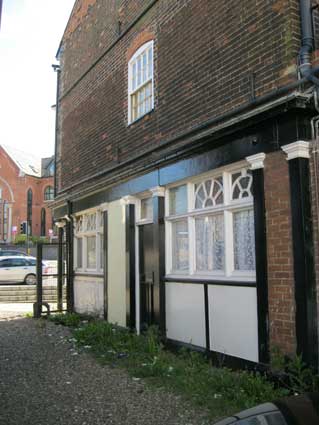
[136, 194, 154, 225]
[74, 208, 104, 274]
[165, 162, 256, 282]
[128, 40, 154, 124]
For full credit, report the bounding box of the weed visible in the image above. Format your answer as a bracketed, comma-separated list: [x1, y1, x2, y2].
[48, 312, 84, 328]
[270, 346, 319, 394]
[56, 317, 289, 420]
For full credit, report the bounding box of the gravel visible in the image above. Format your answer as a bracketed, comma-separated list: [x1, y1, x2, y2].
[0, 312, 210, 425]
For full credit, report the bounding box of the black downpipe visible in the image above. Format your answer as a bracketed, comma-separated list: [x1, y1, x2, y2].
[299, 0, 319, 86]
[52, 65, 61, 198]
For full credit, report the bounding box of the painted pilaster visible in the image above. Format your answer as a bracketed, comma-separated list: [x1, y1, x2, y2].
[150, 187, 166, 335]
[281, 141, 318, 368]
[246, 153, 269, 364]
[123, 196, 136, 329]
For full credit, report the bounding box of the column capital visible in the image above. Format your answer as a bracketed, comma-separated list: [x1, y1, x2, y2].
[246, 153, 266, 170]
[55, 221, 66, 228]
[281, 141, 310, 160]
[150, 186, 165, 197]
[121, 195, 137, 205]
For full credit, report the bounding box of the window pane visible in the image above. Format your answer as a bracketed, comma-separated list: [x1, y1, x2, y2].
[137, 57, 141, 86]
[148, 47, 153, 78]
[100, 236, 104, 270]
[232, 170, 253, 200]
[87, 236, 96, 269]
[141, 197, 153, 220]
[142, 52, 147, 82]
[233, 209, 255, 271]
[77, 238, 83, 268]
[172, 220, 189, 271]
[132, 62, 136, 90]
[195, 215, 224, 271]
[169, 185, 187, 215]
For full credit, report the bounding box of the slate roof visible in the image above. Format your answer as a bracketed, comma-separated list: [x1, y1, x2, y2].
[2, 144, 43, 177]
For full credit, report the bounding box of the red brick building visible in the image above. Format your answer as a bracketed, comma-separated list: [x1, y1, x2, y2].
[53, 0, 319, 369]
[0, 145, 54, 242]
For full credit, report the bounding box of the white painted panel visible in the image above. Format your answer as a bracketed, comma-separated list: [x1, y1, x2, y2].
[166, 282, 206, 348]
[108, 200, 127, 327]
[208, 285, 258, 362]
[74, 276, 104, 317]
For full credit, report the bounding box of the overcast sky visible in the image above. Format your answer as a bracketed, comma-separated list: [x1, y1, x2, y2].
[0, 0, 74, 158]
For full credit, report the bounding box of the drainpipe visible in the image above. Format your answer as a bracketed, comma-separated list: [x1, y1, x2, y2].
[52, 64, 61, 198]
[299, 0, 319, 86]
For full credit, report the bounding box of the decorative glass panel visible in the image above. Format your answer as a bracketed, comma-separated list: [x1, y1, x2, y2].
[169, 185, 187, 215]
[172, 220, 189, 271]
[232, 170, 253, 200]
[195, 214, 224, 271]
[75, 216, 83, 233]
[77, 238, 83, 269]
[87, 236, 96, 269]
[86, 213, 96, 231]
[141, 197, 153, 220]
[194, 177, 223, 209]
[233, 209, 255, 271]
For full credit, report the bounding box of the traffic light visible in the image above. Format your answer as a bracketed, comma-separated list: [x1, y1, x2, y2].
[20, 221, 27, 234]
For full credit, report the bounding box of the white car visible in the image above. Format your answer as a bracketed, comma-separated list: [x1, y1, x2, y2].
[0, 256, 48, 285]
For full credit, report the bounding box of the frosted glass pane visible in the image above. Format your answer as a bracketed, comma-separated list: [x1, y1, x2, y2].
[233, 209, 255, 270]
[87, 236, 96, 269]
[169, 185, 187, 215]
[195, 215, 224, 271]
[141, 197, 153, 220]
[172, 220, 189, 271]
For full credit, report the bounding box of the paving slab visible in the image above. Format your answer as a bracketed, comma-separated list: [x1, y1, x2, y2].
[0, 313, 209, 425]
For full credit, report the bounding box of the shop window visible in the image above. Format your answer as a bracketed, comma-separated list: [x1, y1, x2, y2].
[74, 210, 103, 273]
[166, 166, 255, 280]
[128, 41, 154, 123]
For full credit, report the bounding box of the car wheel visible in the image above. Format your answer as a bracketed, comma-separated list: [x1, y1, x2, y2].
[25, 274, 36, 285]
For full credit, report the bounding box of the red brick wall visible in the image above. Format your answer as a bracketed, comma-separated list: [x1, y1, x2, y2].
[0, 147, 54, 239]
[57, 0, 302, 195]
[264, 151, 296, 356]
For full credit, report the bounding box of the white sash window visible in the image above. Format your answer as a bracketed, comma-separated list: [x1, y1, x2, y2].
[128, 41, 154, 124]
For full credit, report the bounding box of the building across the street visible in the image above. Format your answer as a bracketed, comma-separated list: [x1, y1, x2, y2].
[52, 0, 319, 370]
[0, 145, 54, 242]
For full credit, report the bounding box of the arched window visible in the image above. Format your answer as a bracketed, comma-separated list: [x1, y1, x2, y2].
[44, 186, 54, 201]
[41, 208, 46, 237]
[27, 189, 32, 235]
[128, 41, 154, 124]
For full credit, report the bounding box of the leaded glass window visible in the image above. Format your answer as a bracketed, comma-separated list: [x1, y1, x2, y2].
[166, 166, 256, 279]
[194, 177, 223, 209]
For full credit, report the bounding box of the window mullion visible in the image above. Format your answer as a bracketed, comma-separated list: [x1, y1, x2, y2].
[165, 221, 172, 274]
[188, 216, 195, 275]
[224, 210, 233, 277]
[83, 236, 87, 271]
[223, 172, 233, 277]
